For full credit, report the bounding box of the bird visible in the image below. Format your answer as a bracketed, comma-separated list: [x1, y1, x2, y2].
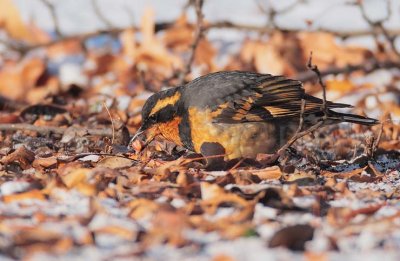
[130, 71, 378, 165]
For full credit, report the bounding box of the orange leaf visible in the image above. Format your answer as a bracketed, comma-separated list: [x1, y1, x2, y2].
[0, 0, 35, 42]
[326, 79, 354, 93]
[3, 189, 45, 203]
[120, 28, 136, 60]
[94, 225, 136, 240]
[60, 168, 92, 188]
[251, 166, 282, 180]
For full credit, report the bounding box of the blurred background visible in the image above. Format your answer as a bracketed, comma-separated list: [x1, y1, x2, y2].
[1, 1, 400, 259]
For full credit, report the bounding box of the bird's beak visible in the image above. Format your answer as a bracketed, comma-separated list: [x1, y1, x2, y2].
[128, 126, 157, 152]
[129, 126, 144, 147]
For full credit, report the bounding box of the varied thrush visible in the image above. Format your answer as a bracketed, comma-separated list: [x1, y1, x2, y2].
[130, 71, 378, 163]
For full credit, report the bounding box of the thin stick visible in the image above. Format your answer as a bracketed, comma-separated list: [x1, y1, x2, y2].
[271, 55, 329, 161]
[372, 122, 384, 156]
[307, 51, 328, 116]
[276, 99, 306, 156]
[296, 58, 400, 82]
[2, 22, 400, 55]
[357, 0, 400, 59]
[228, 158, 245, 172]
[103, 102, 115, 144]
[91, 0, 114, 28]
[178, 0, 204, 84]
[181, 153, 226, 164]
[40, 0, 62, 38]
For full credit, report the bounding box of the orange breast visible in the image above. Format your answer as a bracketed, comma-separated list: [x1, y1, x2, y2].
[157, 117, 183, 146]
[188, 107, 286, 160]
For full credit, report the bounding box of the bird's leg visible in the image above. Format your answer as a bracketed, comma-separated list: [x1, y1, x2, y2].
[200, 142, 227, 170]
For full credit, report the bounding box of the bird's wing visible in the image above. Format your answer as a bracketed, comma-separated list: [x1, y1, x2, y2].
[206, 73, 351, 124]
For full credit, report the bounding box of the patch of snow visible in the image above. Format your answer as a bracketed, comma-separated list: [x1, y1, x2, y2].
[0, 180, 31, 195]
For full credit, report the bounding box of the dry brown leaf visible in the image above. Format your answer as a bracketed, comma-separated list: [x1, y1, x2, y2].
[1, 146, 35, 169]
[0, 0, 35, 42]
[3, 189, 45, 203]
[254, 41, 285, 75]
[145, 208, 190, 247]
[251, 166, 282, 180]
[269, 224, 314, 251]
[46, 39, 83, 57]
[213, 254, 236, 261]
[120, 28, 137, 60]
[328, 204, 383, 226]
[299, 32, 369, 68]
[97, 156, 134, 169]
[321, 167, 366, 179]
[128, 198, 160, 219]
[195, 39, 217, 71]
[59, 168, 92, 188]
[163, 15, 193, 51]
[305, 252, 329, 261]
[0, 113, 20, 123]
[326, 79, 354, 93]
[0, 58, 46, 100]
[32, 156, 58, 169]
[94, 226, 136, 240]
[284, 171, 316, 185]
[134, 7, 182, 76]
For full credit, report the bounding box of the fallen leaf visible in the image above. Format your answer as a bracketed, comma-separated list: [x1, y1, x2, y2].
[3, 189, 45, 203]
[59, 168, 92, 188]
[269, 224, 314, 251]
[32, 156, 58, 169]
[250, 166, 282, 180]
[1, 146, 35, 169]
[97, 156, 134, 169]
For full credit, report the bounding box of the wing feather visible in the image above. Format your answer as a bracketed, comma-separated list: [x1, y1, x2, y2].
[211, 74, 351, 123]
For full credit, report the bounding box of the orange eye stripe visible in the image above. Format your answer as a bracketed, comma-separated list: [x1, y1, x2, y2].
[149, 92, 181, 116]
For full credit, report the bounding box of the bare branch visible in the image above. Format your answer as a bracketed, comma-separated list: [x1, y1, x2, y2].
[103, 102, 115, 144]
[357, 0, 400, 59]
[178, 0, 205, 84]
[296, 58, 400, 82]
[276, 99, 306, 156]
[40, 0, 62, 38]
[372, 122, 384, 157]
[265, 54, 329, 163]
[91, 0, 114, 29]
[255, 0, 304, 28]
[307, 52, 328, 116]
[204, 21, 400, 39]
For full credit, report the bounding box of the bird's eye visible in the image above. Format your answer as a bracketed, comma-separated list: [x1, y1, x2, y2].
[148, 114, 158, 123]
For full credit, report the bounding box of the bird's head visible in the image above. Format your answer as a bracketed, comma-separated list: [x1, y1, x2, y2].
[129, 87, 182, 148]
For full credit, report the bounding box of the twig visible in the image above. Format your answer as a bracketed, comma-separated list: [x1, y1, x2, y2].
[91, 0, 114, 29]
[103, 102, 115, 144]
[268, 55, 329, 162]
[276, 99, 306, 156]
[228, 158, 245, 172]
[357, 0, 400, 59]
[0, 123, 113, 137]
[0, 27, 136, 54]
[296, 58, 400, 82]
[178, 0, 204, 84]
[204, 21, 400, 39]
[372, 122, 384, 156]
[307, 52, 328, 116]
[255, 0, 304, 28]
[2, 20, 400, 55]
[40, 0, 62, 38]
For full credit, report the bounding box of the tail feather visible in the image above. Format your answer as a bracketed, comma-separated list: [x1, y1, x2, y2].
[328, 111, 379, 126]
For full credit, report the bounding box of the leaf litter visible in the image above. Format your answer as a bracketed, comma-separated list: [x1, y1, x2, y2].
[0, 1, 400, 260]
